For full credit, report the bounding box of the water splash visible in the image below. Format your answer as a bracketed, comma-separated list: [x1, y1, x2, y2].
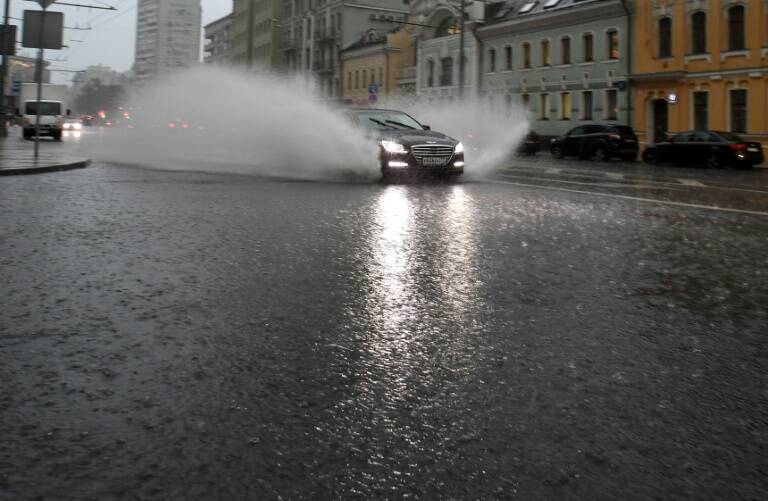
[85, 66, 529, 181]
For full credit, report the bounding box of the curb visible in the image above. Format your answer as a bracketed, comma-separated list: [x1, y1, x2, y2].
[0, 158, 91, 176]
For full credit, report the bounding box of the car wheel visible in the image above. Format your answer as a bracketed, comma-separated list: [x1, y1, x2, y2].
[593, 146, 608, 161]
[706, 154, 721, 169]
[551, 145, 564, 159]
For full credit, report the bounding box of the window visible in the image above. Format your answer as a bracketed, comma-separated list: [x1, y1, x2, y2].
[691, 12, 707, 54]
[519, 1, 536, 14]
[505, 46, 513, 70]
[521, 93, 530, 109]
[362, 69, 367, 86]
[489, 48, 497, 72]
[354, 70, 359, 89]
[539, 93, 550, 120]
[561, 37, 571, 64]
[505, 94, 513, 117]
[440, 57, 453, 86]
[541, 40, 551, 66]
[378, 67, 383, 85]
[427, 60, 435, 87]
[658, 17, 672, 58]
[730, 89, 747, 133]
[582, 90, 593, 120]
[583, 33, 594, 62]
[606, 30, 619, 59]
[347, 72, 352, 90]
[728, 5, 745, 51]
[560, 92, 572, 120]
[606, 89, 618, 119]
[693, 91, 708, 130]
[523, 43, 531, 68]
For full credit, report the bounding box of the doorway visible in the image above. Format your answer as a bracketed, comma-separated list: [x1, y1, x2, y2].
[651, 98, 668, 143]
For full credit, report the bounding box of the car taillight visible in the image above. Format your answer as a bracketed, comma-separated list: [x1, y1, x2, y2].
[608, 133, 621, 141]
[730, 143, 748, 151]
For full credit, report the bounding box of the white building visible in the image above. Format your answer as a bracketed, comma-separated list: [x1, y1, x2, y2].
[133, 0, 202, 87]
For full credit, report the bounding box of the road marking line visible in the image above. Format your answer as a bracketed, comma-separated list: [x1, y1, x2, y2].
[678, 179, 706, 187]
[498, 173, 687, 192]
[606, 173, 625, 180]
[546, 168, 561, 174]
[488, 179, 768, 218]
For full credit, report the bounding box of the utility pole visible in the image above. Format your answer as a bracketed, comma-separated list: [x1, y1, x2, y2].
[0, 0, 11, 137]
[457, 0, 465, 99]
[33, 2, 46, 160]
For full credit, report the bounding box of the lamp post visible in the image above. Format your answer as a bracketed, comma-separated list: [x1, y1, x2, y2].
[457, 0, 465, 99]
[0, 0, 11, 137]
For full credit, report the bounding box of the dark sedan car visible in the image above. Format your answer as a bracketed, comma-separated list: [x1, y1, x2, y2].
[347, 108, 464, 179]
[643, 131, 764, 169]
[516, 130, 540, 156]
[550, 124, 639, 161]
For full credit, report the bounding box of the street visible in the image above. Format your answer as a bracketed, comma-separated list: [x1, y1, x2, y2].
[1, 152, 768, 499]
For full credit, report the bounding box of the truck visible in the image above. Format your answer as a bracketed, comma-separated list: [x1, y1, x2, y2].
[19, 83, 70, 141]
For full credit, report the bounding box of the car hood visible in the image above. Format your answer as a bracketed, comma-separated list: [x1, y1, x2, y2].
[373, 129, 458, 147]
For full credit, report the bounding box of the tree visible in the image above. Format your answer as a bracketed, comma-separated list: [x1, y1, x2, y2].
[74, 78, 125, 115]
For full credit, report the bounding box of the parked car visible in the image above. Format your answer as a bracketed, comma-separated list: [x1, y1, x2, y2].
[347, 108, 464, 179]
[642, 131, 764, 169]
[550, 124, 638, 161]
[516, 130, 540, 156]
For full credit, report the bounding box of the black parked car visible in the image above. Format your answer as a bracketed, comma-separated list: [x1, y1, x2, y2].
[550, 124, 639, 161]
[347, 108, 464, 179]
[516, 130, 540, 156]
[643, 131, 764, 169]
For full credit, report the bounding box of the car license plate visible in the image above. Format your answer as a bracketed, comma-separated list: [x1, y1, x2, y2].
[421, 157, 448, 166]
[747, 147, 759, 152]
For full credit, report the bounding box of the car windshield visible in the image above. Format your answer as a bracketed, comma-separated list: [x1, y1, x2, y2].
[352, 111, 423, 131]
[25, 102, 62, 115]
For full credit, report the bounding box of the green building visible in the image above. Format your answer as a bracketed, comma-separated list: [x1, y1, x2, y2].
[233, 0, 283, 69]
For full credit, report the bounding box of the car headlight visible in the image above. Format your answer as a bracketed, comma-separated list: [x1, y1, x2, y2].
[381, 140, 407, 154]
[454, 142, 464, 154]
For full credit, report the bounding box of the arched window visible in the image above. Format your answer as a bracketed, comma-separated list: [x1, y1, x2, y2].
[728, 5, 745, 50]
[523, 42, 531, 68]
[582, 33, 594, 62]
[606, 29, 619, 59]
[435, 16, 459, 38]
[691, 12, 707, 54]
[440, 57, 453, 86]
[488, 48, 497, 72]
[658, 17, 672, 57]
[427, 60, 435, 87]
[505, 46, 513, 70]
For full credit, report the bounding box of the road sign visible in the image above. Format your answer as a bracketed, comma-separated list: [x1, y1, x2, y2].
[11, 81, 21, 95]
[22, 10, 64, 50]
[0, 25, 17, 56]
[37, 1, 58, 8]
[368, 83, 379, 94]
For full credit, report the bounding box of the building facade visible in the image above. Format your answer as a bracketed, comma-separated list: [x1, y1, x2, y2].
[631, 0, 768, 149]
[134, 0, 202, 86]
[340, 27, 416, 106]
[232, 0, 282, 69]
[411, 0, 487, 102]
[280, 0, 409, 99]
[205, 13, 234, 65]
[72, 65, 126, 99]
[1, 56, 50, 114]
[478, 0, 631, 138]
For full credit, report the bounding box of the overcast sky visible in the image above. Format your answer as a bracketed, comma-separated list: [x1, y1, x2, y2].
[7, 1, 233, 84]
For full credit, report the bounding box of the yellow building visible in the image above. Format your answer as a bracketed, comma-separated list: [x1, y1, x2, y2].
[632, 0, 768, 150]
[340, 27, 415, 107]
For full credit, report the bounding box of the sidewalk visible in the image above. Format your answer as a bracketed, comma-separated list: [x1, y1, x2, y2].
[0, 128, 90, 176]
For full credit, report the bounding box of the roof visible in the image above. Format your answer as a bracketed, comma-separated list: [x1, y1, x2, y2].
[342, 29, 389, 53]
[487, 0, 604, 23]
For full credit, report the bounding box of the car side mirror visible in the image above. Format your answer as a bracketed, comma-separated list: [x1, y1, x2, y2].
[422, 124, 431, 130]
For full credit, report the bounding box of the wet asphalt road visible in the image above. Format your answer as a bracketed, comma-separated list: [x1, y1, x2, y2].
[1, 158, 768, 500]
